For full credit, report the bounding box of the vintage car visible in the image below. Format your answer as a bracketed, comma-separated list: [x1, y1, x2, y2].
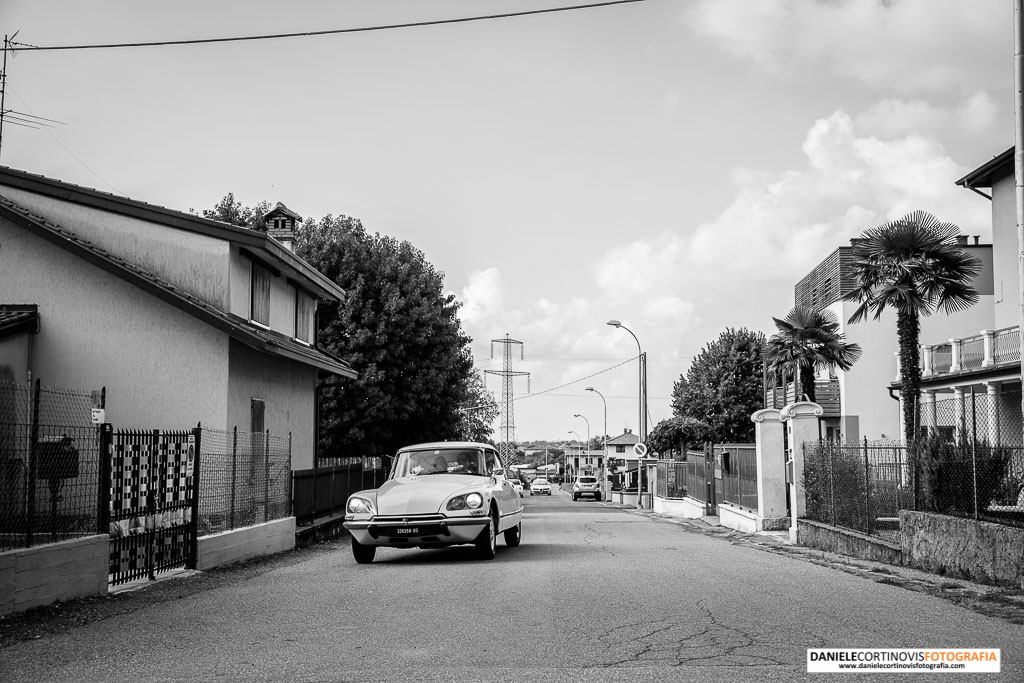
[343, 442, 524, 564]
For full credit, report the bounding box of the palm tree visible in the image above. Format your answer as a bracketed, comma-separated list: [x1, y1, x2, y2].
[764, 306, 862, 404]
[843, 210, 980, 443]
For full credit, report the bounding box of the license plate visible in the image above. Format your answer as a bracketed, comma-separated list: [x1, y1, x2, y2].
[383, 524, 442, 537]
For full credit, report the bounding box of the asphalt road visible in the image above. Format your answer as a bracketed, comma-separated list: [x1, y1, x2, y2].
[2, 486, 1022, 682]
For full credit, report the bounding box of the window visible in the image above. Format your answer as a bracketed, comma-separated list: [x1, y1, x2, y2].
[295, 291, 314, 343]
[616, 445, 626, 453]
[251, 264, 271, 326]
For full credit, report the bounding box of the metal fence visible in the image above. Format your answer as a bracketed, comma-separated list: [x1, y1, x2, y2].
[292, 458, 387, 525]
[683, 450, 709, 504]
[197, 427, 292, 535]
[655, 460, 687, 499]
[803, 436, 1024, 545]
[0, 381, 102, 551]
[719, 444, 758, 512]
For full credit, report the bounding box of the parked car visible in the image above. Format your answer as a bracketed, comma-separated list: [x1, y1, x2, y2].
[572, 476, 602, 501]
[509, 477, 524, 497]
[530, 478, 551, 495]
[342, 442, 524, 564]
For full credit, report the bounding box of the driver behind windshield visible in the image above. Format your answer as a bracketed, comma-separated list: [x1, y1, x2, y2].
[455, 452, 478, 474]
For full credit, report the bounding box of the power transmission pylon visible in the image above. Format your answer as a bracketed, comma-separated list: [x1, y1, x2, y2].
[484, 335, 529, 463]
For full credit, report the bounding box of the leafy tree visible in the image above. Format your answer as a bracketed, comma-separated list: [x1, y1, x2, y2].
[453, 372, 499, 443]
[297, 214, 476, 458]
[843, 211, 979, 442]
[764, 306, 861, 403]
[199, 193, 271, 229]
[671, 328, 766, 443]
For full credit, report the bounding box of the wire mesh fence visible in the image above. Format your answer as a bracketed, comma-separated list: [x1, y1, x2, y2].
[0, 380, 102, 551]
[803, 435, 1024, 545]
[197, 427, 292, 536]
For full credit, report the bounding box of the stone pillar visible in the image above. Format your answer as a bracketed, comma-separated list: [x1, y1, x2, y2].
[893, 351, 901, 383]
[985, 381, 1001, 445]
[950, 338, 962, 373]
[922, 345, 934, 377]
[981, 330, 995, 368]
[751, 408, 787, 529]
[953, 387, 965, 441]
[922, 389, 937, 435]
[781, 401, 824, 543]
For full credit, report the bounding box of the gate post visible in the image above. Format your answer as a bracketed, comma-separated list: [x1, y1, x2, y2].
[781, 401, 823, 543]
[189, 424, 202, 569]
[751, 408, 786, 530]
[97, 423, 112, 534]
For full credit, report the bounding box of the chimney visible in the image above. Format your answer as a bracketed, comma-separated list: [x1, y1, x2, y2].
[262, 202, 302, 252]
[955, 235, 968, 246]
[974, 235, 981, 245]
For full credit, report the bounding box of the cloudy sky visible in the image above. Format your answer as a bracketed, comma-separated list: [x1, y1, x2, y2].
[2, 0, 1014, 444]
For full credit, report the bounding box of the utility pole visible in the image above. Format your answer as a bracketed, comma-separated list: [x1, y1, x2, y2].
[484, 335, 529, 464]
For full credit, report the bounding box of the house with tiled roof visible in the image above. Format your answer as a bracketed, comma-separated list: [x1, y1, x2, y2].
[0, 167, 356, 469]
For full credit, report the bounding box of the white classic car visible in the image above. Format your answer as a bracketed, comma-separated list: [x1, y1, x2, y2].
[343, 442, 525, 564]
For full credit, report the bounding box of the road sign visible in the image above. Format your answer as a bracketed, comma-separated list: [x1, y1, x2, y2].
[186, 435, 196, 477]
[633, 442, 648, 458]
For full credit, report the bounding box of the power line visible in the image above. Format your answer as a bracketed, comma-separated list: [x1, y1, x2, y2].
[9, 0, 651, 52]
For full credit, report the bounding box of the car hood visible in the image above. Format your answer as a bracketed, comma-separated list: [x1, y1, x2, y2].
[376, 475, 486, 516]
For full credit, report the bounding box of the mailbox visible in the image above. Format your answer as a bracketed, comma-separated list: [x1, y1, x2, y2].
[36, 436, 79, 480]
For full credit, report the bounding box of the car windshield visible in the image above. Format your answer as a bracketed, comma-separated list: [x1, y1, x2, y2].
[393, 448, 485, 477]
[533, 478, 548, 485]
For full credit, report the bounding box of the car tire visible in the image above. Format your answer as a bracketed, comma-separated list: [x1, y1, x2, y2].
[475, 512, 497, 560]
[572, 494, 577, 501]
[504, 522, 522, 547]
[351, 537, 376, 565]
[596, 494, 602, 502]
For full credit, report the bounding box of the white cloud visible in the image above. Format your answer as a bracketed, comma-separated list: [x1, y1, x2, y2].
[685, 0, 1008, 93]
[856, 93, 999, 140]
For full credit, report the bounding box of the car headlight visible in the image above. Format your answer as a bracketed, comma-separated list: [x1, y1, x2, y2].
[347, 496, 376, 515]
[446, 492, 484, 511]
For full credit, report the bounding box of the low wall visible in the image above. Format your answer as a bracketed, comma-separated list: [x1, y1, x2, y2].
[901, 511, 1024, 588]
[797, 519, 902, 566]
[653, 496, 704, 519]
[719, 503, 758, 533]
[0, 535, 108, 617]
[197, 517, 296, 571]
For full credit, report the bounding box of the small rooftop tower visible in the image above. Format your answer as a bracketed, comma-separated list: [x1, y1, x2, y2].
[262, 202, 302, 252]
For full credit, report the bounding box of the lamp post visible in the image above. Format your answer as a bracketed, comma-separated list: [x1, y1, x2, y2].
[586, 387, 608, 492]
[568, 430, 582, 482]
[573, 414, 591, 475]
[607, 319, 646, 510]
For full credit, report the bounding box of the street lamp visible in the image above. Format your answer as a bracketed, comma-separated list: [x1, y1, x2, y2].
[573, 414, 590, 475]
[586, 387, 608, 492]
[607, 319, 646, 510]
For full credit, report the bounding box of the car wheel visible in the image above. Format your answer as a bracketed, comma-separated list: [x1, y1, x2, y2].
[475, 512, 497, 560]
[596, 494, 602, 502]
[572, 494, 577, 501]
[504, 522, 521, 547]
[351, 537, 376, 565]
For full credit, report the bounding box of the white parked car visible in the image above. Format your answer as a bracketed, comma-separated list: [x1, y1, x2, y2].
[343, 442, 524, 564]
[530, 478, 551, 495]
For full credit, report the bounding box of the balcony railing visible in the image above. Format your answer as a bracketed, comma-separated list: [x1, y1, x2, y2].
[765, 377, 840, 416]
[907, 326, 1021, 380]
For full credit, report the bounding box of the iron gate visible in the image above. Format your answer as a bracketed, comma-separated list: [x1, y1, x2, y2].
[102, 425, 200, 586]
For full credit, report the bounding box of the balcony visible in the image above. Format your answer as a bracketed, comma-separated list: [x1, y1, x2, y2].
[765, 377, 840, 417]
[900, 327, 1021, 381]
